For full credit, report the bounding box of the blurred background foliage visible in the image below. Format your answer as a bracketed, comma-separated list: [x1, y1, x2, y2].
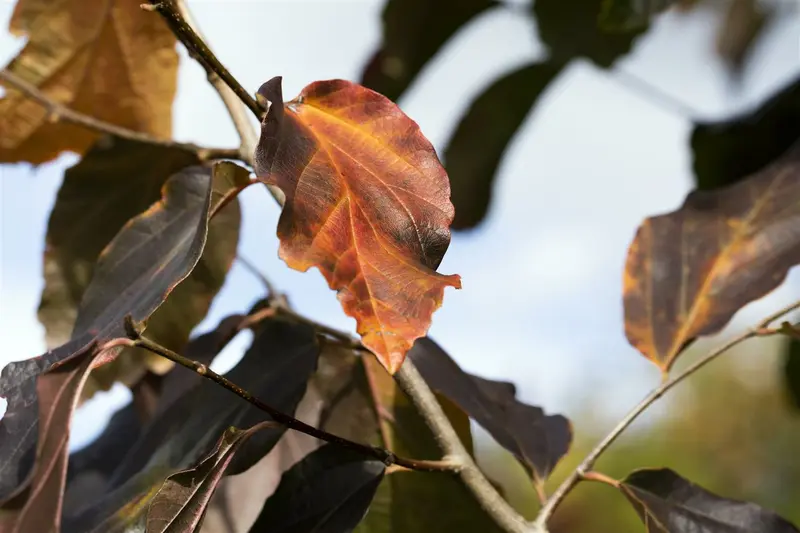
[359, 0, 800, 528]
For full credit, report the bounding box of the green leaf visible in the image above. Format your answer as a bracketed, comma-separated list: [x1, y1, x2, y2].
[620, 468, 800, 532]
[248, 444, 386, 533]
[37, 137, 248, 399]
[444, 61, 563, 229]
[533, 0, 647, 68]
[361, 0, 498, 101]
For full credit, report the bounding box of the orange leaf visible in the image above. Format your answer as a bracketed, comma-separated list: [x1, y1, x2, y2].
[254, 77, 461, 373]
[624, 142, 800, 371]
[0, 0, 178, 164]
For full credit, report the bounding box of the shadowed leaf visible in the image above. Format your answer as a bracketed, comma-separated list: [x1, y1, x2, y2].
[248, 444, 385, 533]
[320, 349, 503, 532]
[534, 0, 647, 68]
[691, 75, 800, 191]
[598, 0, 683, 32]
[0, 0, 178, 164]
[620, 468, 800, 532]
[254, 76, 461, 374]
[444, 61, 563, 229]
[0, 166, 218, 518]
[783, 339, 800, 411]
[409, 337, 572, 488]
[360, 0, 497, 102]
[624, 142, 800, 370]
[63, 319, 320, 532]
[37, 139, 246, 400]
[146, 422, 274, 533]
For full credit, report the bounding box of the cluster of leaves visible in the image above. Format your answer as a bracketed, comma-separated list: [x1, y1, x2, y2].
[0, 0, 799, 532]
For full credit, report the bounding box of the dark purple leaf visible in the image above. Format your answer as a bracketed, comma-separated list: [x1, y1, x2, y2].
[63, 318, 320, 532]
[409, 337, 572, 487]
[247, 444, 385, 533]
[621, 468, 800, 532]
[0, 164, 223, 522]
[444, 61, 563, 229]
[361, 0, 497, 102]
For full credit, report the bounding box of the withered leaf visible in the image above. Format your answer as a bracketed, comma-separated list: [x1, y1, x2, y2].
[715, 0, 769, 77]
[444, 61, 563, 229]
[0, 166, 218, 511]
[254, 76, 461, 373]
[0, 0, 178, 164]
[248, 444, 385, 533]
[146, 422, 273, 533]
[624, 141, 800, 370]
[37, 138, 244, 400]
[620, 468, 800, 532]
[63, 319, 320, 532]
[409, 337, 572, 488]
[360, 0, 497, 102]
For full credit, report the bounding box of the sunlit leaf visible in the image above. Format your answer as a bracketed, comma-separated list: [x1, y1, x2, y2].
[624, 141, 800, 370]
[254, 76, 461, 373]
[0, 166, 219, 528]
[0, 0, 178, 164]
[620, 468, 800, 532]
[691, 75, 800, 191]
[63, 319, 320, 532]
[444, 61, 563, 229]
[248, 444, 385, 533]
[533, 0, 647, 68]
[409, 337, 572, 488]
[361, 0, 497, 102]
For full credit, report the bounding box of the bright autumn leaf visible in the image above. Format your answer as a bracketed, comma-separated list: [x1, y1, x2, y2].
[254, 76, 461, 373]
[624, 142, 800, 371]
[0, 0, 178, 164]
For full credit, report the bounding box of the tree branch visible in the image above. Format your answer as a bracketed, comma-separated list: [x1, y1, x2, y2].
[395, 361, 533, 533]
[122, 314, 458, 474]
[144, 0, 262, 121]
[0, 69, 239, 161]
[531, 298, 800, 529]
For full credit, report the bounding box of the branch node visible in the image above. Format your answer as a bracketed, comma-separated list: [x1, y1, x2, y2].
[124, 314, 145, 340]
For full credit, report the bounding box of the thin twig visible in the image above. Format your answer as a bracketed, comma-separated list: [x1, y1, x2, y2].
[531, 298, 800, 529]
[0, 69, 240, 161]
[395, 362, 532, 533]
[123, 315, 458, 474]
[236, 255, 278, 297]
[144, 0, 262, 120]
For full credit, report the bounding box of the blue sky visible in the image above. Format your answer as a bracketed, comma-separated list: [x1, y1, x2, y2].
[1, 0, 800, 449]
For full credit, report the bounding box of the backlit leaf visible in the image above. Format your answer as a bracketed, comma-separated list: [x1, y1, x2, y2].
[620, 468, 800, 532]
[254, 76, 461, 373]
[409, 337, 572, 488]
[361, 0, 497, 102]
[444, 61, 563, 229]
[623, 141, 800, 370]
[534, 0, 647, 68]
[0, 166, 219, 528]
[37, 138, 245, 400]
[146, 422, 273, 533]
[63, 319, 320, 532]
[0, 0, 178, 164]
[248, 444, 385, 533]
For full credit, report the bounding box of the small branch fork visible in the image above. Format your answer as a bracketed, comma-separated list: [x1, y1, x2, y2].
[0, 69, 239, 162]
[121, 314, 456, 474]
[531, 299, 800, 529]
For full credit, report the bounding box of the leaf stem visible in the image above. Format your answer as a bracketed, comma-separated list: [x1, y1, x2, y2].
[531, 298, 800, 529]
[122, 315, 456, 474]
[0, 69, 239, 161]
